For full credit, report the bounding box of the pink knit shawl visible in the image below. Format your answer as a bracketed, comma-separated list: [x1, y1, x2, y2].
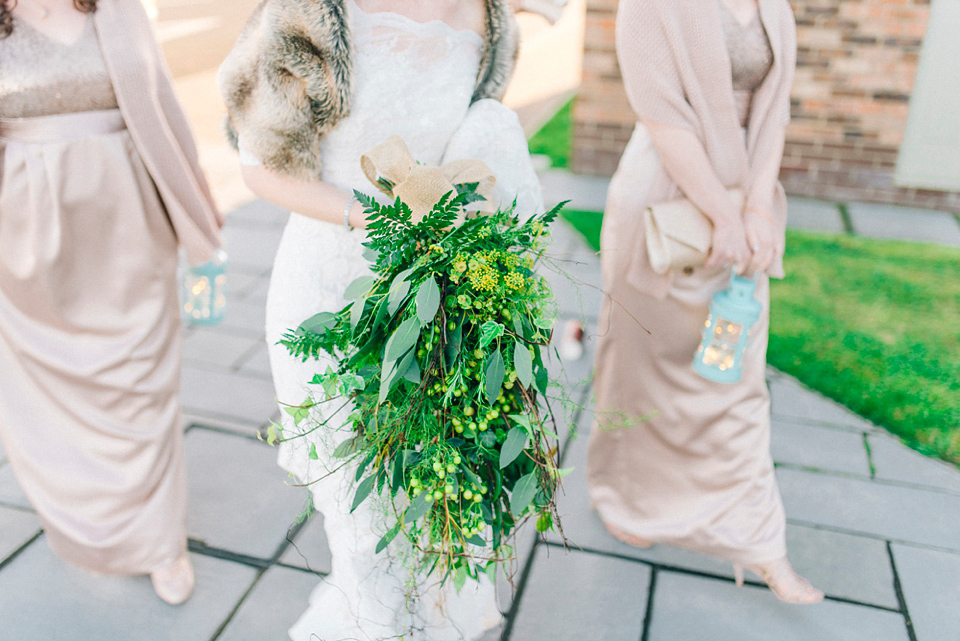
[610, 0, 796, 298]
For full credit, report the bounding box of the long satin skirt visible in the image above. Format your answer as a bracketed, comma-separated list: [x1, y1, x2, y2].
[0, 110, 187, 575]
[586, 128, 787, 565]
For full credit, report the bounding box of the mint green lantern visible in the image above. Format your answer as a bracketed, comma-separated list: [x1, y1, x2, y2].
[693, 271, 762, 384]
[182, 250, 228, 326]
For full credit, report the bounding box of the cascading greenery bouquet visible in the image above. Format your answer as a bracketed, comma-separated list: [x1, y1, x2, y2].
[277, 183, 567, 590]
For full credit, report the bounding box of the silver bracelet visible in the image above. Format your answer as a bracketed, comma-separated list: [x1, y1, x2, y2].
[343, 194, 357, 230]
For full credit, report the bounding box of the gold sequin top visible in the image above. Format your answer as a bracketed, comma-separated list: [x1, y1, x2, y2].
[0, 15, 118, 119]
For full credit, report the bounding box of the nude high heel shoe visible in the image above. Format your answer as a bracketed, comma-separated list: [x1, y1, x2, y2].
[150, 553, 195, 605]
[733, 557, 824, 605]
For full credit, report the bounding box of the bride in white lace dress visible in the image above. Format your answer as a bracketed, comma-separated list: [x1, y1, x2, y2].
[221, 0, 542, 638]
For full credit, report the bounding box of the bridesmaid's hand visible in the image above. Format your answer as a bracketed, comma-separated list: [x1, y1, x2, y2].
[743, 207, 781, 275]
[705, 214, 752, 273]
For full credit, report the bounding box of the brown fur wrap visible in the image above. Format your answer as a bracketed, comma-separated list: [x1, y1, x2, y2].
[218, 0, 519, 181]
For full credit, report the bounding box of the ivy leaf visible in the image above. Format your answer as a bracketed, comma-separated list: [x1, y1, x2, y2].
[484, 348, 505, 405]
[387, 269, 414, 316]
[299, 312, 336, 334]
[534, 316, 554, 330]
[416, 276, 441, 325]
[513, 339, 533, 388]
[509, 472, 538, 517]
[349, 297, 365, 329]
[284, 404, 311, 426]
[376, 522, 401, 554]
[499, 426, 528, 468]
[344, 275, 375, 301]
[309, 443, 319, 460]
[479, 321, 505, 349]
[385, 317, 421, 362]
[485, 561, 498, 584]
[536, 511, 553, 533]
[351, 474, 377, 513]
[404, 492, 431, 523]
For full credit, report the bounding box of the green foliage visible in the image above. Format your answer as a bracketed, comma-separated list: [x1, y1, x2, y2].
[280, 185, 567, 585]
[528, 97, 574, 169]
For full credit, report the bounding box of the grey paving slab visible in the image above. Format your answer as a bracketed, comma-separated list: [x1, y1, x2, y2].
[771, 419, 871, 476]
[185, 428, 308, 560]
[777, 467, 960, 552]
[0, 463, 31, 510]
[217, 565, 317, 641]
[222, 223, 285, 272]
[847, 202, 960, 247]
[225, 198, 290, 229]
[544, 224, 604, 320]
[244, 276, 272, 305]
[786, 197, 846, 233]
[868, 434, 960, 494]
[648, 571, 909, 641]
[0, 505, 41, 565]
[219, 296, 269, 338]
[538, 168, 609, 212]
[237, 343, 273, 379]
[226, 269, 261, 300]
[769, 376, 876, 431]
[180, 363, 278, 426]
[183, 328, 262, 370]
[279, 512, 333, 575]
[0, 543, 258, 641]
[785, 524, 898, 609]
[510, 546, 650, 641]
[891, 544, 960, 641]
[183, 412, 266, 440]
[0, 438, 6, 463]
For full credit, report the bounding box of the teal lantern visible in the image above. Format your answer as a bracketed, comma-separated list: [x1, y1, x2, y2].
[182, 250, 228, 326]
[693, 270, 762, 384]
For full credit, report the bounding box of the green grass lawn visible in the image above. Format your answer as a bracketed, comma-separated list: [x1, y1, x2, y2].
[556, 211, 960, 466]
[527, 98, 573, 169]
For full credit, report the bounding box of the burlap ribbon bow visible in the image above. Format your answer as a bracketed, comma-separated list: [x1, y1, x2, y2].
[360, 136, 497, 220]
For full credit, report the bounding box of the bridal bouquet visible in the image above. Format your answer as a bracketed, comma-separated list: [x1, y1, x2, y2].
[279, 178, 566, 588]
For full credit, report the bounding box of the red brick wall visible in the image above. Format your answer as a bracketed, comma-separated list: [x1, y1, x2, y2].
[572, 0, 960, 212]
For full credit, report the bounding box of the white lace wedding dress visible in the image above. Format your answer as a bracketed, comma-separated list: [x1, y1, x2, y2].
[260, 3, 543, 640]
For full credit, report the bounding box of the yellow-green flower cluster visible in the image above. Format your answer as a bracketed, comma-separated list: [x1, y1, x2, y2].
[504, 272, 525, 291]
[468, 263, 499, 292]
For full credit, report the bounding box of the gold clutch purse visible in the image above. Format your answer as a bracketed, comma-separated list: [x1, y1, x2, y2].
[643, 189, 744, 275]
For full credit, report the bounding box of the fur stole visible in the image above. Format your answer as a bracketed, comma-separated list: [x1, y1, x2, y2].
[218, 0, 519, 181]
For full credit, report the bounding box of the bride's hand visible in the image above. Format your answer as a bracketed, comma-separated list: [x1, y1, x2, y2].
[743, 207, 781, 275]
[705, 213, 751, 273]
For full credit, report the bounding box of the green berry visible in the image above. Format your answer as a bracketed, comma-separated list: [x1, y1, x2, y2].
[433, 490, 444, 500]
[473, 349, 484, 359]
[448, 321, 456, 330]
[464, 407, 475, 417]
[463, 490, 474, 500]
[446, 464, 456, 474]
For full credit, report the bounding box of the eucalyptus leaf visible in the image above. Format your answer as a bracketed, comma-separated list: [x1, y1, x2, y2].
[384, 317, 421, 362]
[535, 365, 549, 396]
[376, 522, 401, 554]
[391, 455, 404, 496]
[350, 297, 365, 329]
[299, 312, 336, 334]
[416, 276, 441, 324]
[351, 474, 377, 513]
[513, 340, 533, 388]
[344, 275, 375, 301]
[402, 355, 421, 384]
[484, 349, 505, 405]
[387, 269, 414, 316]
[509, 472, 538, 517]
[361, 245, 380, 263]
[479, 321, 505, 349]
[465, 535, 485, 547]
[453, 564, 467, 593]
[378, 360, 397, 404]
[499, 426, 528, 469]
[404, 492, 431, 523]
[485, 561, 497, 584]
[508, 414, 534, 436]
[332, 436, 358, 458]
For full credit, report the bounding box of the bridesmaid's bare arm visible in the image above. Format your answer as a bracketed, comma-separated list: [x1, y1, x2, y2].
[641, 118, 752, 271]
[241, 165, 367, 229]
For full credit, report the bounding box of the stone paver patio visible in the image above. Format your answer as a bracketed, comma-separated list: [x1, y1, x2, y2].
[1, 191, 958, 641]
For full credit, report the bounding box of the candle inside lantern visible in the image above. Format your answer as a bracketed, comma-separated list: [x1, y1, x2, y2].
[693, 271, 762, 384]
[182, 250, 228, 326]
